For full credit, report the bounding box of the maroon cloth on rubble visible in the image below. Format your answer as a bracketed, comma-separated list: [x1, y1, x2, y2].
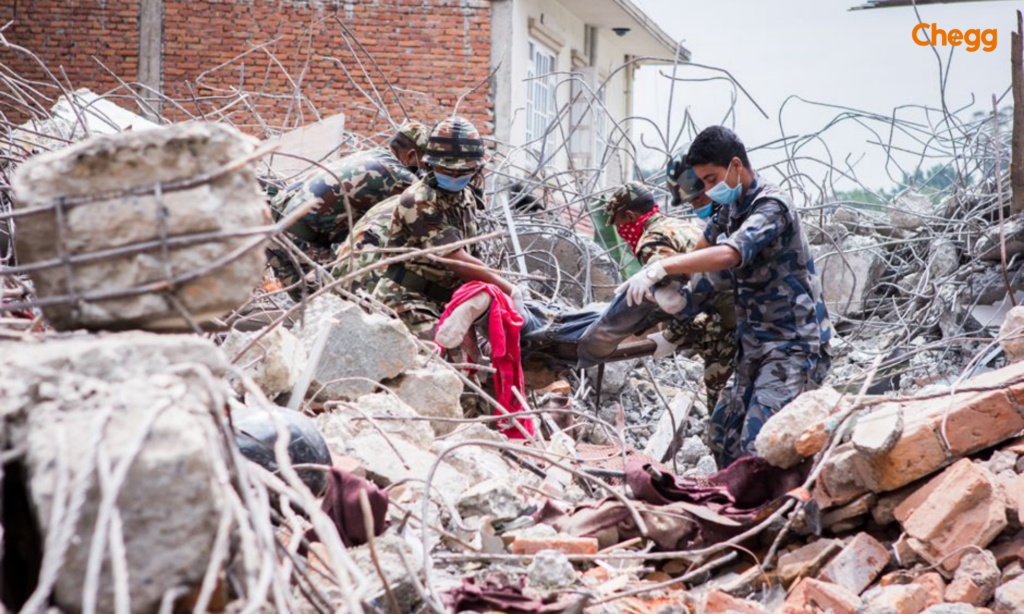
[625, 456, 805, 516]
[444, 574, 550, 614]
[305, 468, 388, 548]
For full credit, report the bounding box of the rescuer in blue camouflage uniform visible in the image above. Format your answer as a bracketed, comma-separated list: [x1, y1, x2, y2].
[619, 126, 833, 467]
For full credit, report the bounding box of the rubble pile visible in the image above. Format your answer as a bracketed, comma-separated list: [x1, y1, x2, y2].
[1, 34, 1024, 614]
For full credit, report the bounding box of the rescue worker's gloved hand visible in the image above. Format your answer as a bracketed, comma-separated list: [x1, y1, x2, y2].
[648, 331, 680, 359]
[510, 285, 529, 319]
[617, 261, 667, 307]
[653, 280, 688, 315]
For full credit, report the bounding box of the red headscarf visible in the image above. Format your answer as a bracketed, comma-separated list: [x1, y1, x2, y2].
[615, 205, 659, 254]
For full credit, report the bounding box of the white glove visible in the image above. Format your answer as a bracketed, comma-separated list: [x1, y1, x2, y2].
[510, 285, 528, 318]
[653, 280, 688, 315]
[648, 331, 680, 359]
[616, 261, 667, 307]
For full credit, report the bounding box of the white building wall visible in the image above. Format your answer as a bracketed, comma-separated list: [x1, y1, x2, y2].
[492, 0, 636, 190]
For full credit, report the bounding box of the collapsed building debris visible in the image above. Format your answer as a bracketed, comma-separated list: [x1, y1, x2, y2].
[1, 10, 1024, 614]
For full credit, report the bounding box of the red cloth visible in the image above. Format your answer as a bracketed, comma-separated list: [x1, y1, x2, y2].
[304, 468, 389, 548]
[615, 205, 659, 253]
[436, 281, 535, 439]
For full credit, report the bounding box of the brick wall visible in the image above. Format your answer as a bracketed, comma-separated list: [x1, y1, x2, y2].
[0, 0, 494, 138]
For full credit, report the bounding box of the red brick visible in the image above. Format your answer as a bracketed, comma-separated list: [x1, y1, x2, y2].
[783, 578, 861, 614]
[910, 572, 946, 608]
[817, 533, 890, 595]
[703, 590, 770, 614]
[510, 536, 599, 556]
[901, 459, 1008, 572]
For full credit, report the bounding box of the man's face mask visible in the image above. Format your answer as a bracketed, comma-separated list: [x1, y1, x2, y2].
[705, 161, 742, 206]
[435, 171, 474, 193]
[693, 203, 714, 220]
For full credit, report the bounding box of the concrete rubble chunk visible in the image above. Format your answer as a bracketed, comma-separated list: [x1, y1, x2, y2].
[306, 532, 424, 613]
[1, 332, 228, 614]
[756, 386, 844, 469]
[221, 326, 308, 398]
[456, 478, 526, 520]
[852, 403, 904, 456]
[975, 216, 1024, 262]
[432, 424, 516, 485]
[295, 294, 419, 400]
[900, 459, 1008, 572]
[1001, 305, 1024, 364]
[784, 578, 862, 614]
[317, 391, 435, 449]
[703, 590, 771, 614]
[944, 550, 999, 605]
[11, 121, 268, 331]
[888, 190, 936, 230]
[778, 538, 843, 587]
[643, 390, 700, 462]
[994, 574, 1024, 614]
[817, 533, 891, 595]
[822, 494, 877, 530]
[526, 550, 576, 590]
[815, 234, 886, 316]
[856, 584, 928, 614]
[391, 360, 464, 436]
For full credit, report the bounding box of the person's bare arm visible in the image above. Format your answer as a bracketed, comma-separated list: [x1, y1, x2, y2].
[659, 245, 740, 277]
[442, 248, 515, 294]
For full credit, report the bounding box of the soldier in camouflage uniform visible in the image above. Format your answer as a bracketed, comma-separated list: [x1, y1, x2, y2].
[578, 181, 735, 410]
[268, 121, 430, 288]
[620, 126, 833, 467]
[330, 195, 400, 293]
[371, 116, 524, 340]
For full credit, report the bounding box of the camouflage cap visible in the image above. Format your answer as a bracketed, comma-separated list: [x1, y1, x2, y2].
[423, 116, 486, 172]
[666, 146, 705, 206]
[604, 181, 655, 218]
[393, 120, 430, 154]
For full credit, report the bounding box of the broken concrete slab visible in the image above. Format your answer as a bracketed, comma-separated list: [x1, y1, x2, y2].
[900, 459, 1008, 572]
[1, 332, 229, 614]
[390, 360, 464, 436]
[756, 386, 844, 469]
[852, 402, 904, 457]
[295, 295, 418, 401]
[222, 325, 308, 398]
[456, 479, 526, 521]
[643, 390, 700, 462]
[817, 533, 890, 595]
[994, 574, 1024, 614]
[889, 190, 937, 230]
[11, 121, 268, 331]
[526, 550, 576, 589]
[317, 391, 435, 449]
[814, 235, 886, 316]
[1001, 305, 1024, 364]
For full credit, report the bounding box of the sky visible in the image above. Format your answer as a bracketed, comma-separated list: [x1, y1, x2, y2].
[630, 0, 1019, 193]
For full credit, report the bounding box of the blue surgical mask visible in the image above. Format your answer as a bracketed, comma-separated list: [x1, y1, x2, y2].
[694, 203, 714, 220]
[435, 171, 473, 193]
[705, 163, 742, 206]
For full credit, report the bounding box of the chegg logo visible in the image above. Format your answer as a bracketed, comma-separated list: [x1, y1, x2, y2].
[912, 23, 997, 52]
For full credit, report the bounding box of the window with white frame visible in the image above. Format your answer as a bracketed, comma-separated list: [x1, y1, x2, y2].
[526, 39, 558, 158]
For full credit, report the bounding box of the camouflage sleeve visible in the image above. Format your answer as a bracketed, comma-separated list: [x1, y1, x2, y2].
[393, 193, 464, 252]
[702, 212, 723, 244]
[719, 199, 788, 267]
[636, 239, 679, 266]
[390, 164, 419, 191]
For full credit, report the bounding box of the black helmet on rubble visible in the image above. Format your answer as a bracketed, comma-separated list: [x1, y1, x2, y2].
[233, 406, 332, 496]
